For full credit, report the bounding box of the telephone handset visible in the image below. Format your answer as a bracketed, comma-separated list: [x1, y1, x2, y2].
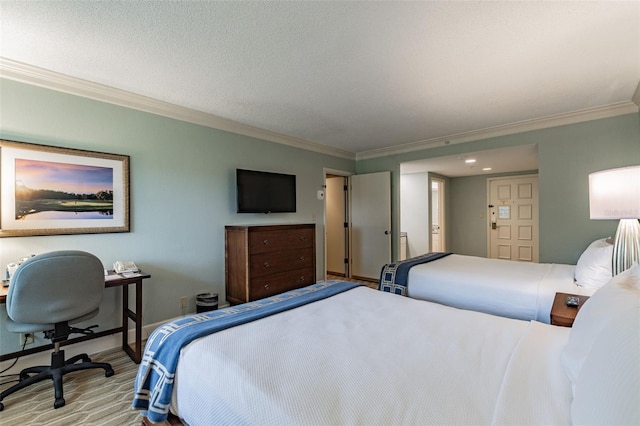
[114, 260, 139, 274]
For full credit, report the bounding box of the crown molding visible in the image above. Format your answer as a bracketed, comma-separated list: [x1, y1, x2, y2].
[2, 58, 637, 163]
[0, 58, 355, 160]
[356, 100, 639, 161]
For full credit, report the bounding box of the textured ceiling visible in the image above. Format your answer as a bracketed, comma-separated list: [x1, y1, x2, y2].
[0, 1, 638, 156]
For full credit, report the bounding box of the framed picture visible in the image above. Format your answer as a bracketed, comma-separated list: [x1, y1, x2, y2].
[0, 139, 130, 237]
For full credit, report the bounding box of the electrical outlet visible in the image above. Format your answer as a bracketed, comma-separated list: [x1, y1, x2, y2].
[179, 296, 188, 309]
[20, 333, 34, 346]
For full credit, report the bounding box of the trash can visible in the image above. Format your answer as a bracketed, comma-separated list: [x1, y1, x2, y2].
[196, 292, 218, 313]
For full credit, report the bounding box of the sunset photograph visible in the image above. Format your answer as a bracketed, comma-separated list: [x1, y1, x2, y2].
[15, 158, 114, 220]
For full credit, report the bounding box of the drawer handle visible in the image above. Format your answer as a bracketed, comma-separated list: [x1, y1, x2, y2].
[299, 256, 304, 261]
[299, 236, 306, 240]
[299, 276, 305, 282]
[264, 283, 270, 289]
[263, 239, 270, 245]
[263, 261, 270, 268]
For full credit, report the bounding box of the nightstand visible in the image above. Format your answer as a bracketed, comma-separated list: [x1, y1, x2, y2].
[550, 292, 590, 327]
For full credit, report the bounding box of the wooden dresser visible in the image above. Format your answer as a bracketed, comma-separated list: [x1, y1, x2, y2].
[225, 224, 316, 305]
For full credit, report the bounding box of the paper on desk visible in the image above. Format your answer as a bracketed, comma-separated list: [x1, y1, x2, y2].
[105, 274, 123, 281]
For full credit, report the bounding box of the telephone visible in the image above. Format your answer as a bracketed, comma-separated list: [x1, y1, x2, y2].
[114, 260, 139, 274]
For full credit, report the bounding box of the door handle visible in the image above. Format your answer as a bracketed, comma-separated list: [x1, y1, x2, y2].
[384, 230, 391, 235]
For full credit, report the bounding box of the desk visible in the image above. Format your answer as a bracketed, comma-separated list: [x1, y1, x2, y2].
[0, 271, 151, 364]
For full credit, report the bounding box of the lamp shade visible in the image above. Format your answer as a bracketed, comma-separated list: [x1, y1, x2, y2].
[589, 166, 640, 219]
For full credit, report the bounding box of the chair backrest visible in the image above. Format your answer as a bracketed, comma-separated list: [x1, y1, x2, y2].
[6, 250, 105, 325]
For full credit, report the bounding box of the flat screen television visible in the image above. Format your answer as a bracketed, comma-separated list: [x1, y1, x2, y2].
[236, 169, 296, 213]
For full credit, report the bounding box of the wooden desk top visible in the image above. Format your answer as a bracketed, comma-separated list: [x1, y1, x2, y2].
[0, 271, 150, 304]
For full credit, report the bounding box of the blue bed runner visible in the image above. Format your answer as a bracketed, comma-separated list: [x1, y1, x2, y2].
[132, 280, 360, 423]
[379, 252, 452, 296]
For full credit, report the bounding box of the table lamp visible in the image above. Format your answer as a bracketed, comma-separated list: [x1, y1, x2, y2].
[588, 165, 640, 276]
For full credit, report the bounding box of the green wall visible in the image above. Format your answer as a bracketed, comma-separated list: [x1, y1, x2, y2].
[357, 113, 640, 264]
[1, 76, 638, 355]
[0, 79, 354, 355]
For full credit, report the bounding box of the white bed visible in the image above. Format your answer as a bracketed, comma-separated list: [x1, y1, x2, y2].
[134, 264, 639, 425]
[380, 239, 614, 323]
[406, 254, 595, 323]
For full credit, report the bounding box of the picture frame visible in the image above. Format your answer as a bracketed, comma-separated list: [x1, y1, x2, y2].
[0, 139, 130, 237]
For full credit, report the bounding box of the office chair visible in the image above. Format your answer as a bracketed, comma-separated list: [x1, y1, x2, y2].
[0, 250, 114, 411]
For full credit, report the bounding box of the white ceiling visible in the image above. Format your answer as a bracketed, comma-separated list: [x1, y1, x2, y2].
[0, 1, 639, 165]
[400, 144, 538, 177]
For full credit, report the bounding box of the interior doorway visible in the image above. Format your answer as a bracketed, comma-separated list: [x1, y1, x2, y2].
[324, 169, 392, 282]
[325, 174, 349, 277]
[430, 177, 446, 252]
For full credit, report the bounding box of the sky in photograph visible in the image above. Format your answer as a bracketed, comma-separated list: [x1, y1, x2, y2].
[15, 159, 113, 194]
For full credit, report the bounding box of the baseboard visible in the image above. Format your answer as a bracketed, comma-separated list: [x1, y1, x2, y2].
[1, 318, 167, 373]
[0, 302, 231, 373]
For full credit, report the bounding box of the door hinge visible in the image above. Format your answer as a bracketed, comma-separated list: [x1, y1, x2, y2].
[344, 258, 349, 264]
[343, 222, 348, 228]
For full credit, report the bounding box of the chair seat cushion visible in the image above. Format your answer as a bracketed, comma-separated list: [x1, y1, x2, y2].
[6, 308, 100, 334]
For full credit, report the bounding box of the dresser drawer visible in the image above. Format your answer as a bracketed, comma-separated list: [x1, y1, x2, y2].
[249, 228, 314, 254]
[249, 248, 313, 278]
[226, 224, 316, 305]
[249, 267, 315, 300]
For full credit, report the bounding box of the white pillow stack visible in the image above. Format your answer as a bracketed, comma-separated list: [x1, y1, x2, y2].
[561, 264, 640, 425]
[574, 238, 613, 289]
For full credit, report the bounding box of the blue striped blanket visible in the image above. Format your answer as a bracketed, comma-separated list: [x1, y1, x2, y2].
[379, 252, 452, 296]
[132, 280, 360, 423]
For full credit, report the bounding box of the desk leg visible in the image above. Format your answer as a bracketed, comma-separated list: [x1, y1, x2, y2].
[121, 280, 143, 363]
[122, 284, 130, 360]
[134, 280, 142, 362]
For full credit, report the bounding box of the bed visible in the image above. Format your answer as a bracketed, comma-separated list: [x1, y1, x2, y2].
[379, 239, 615, 323]
[379, 253, 595, 323]
[133, 264, 639, 425]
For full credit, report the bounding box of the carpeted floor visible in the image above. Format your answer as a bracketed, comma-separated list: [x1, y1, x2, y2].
[0, 277, 378, 425]
[0, 347, 143, 426]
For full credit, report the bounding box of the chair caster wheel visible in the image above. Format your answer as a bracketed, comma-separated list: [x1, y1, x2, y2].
[0, 402, 4, 411]
[105, 368, 115, 377]
[54, 398, 65, 409]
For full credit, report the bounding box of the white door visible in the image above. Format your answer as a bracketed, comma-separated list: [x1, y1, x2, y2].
[351, 171, 392, 280]
[488, 175, 539, 262]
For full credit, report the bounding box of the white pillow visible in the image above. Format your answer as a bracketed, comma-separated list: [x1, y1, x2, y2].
[574, 238, 613, 289]
[561, 264, 640, 388]
[570, 305, 640, 425]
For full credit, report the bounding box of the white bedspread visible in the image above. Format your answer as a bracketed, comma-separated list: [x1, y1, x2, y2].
[172, 286, 572, 425]
[407, 254, 595, 323]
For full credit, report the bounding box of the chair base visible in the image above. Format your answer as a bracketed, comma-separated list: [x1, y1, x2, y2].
[0, 349, 114, 411]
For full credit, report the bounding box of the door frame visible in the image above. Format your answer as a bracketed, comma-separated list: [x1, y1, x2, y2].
[429, 175, 446, 252]
[323, 168, 353, 281]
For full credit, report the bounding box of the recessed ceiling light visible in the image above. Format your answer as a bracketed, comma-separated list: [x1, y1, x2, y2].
[482, 167, 492, 171]
[465, 159, 476, 163]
